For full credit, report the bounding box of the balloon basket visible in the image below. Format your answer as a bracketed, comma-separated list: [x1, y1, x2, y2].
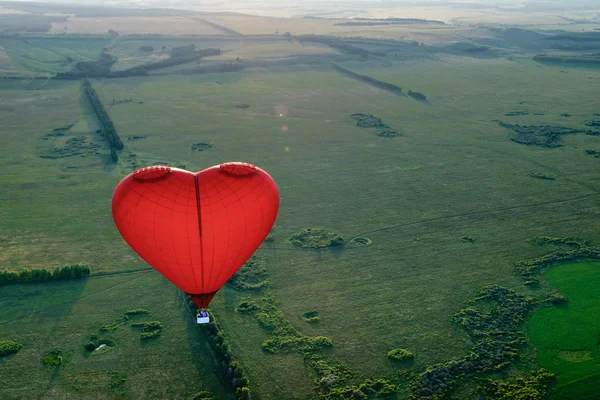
[196, 310, 210, 325]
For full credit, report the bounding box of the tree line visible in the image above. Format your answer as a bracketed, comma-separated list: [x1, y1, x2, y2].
[0, 264, 90, 284]
[83, 80, 123, 150]
[331, 62, 403, 94]
[188, 301, 251, 400]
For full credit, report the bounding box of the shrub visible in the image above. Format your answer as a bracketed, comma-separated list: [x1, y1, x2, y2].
[236, 301, 259, 313]
[101, 315, 128, 332]
[289, 228, 344, 248]
[348, 237, 372, 246]
[351, 113, 389, 129]
[191, 142, 213, 151]
[83, 336, 116, 352]
[188, 391, 214, 400]
[387, 348, 414, 361]
[107, 370, 127, 393]
[408, 90, 427, 101]
[132, 320, 163, 340]
[42, 350, 63, 366]
[0, 340, 22, 357]
[302, 311, 321, 323]
[548, 293, 568, 305]
[229, 257, 269, 290]
[124, 309, 150, 316]
[376, 130, 400, 138]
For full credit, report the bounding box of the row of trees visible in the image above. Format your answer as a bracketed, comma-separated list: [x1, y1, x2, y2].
[331, 62, 403, 94]
[83, 80, 123, 150]
[0, 264, 90, 284]
[191, 302, 250, 400]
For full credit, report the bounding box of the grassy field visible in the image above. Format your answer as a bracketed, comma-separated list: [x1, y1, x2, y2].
[0, 272, 226, 399]
[1, 11, 600, 400]
[0, 38, 109, 76]
[528, 261, 600, 400]
[51, 17, 224, 36]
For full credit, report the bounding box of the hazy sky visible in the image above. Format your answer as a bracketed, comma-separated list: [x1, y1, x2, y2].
[4, 0, 600, 19]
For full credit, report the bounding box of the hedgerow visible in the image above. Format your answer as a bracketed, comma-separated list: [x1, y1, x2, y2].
[0, 264, 90, 284]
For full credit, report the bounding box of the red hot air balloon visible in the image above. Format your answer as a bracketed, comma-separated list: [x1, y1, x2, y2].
[112, 162, 279, 313]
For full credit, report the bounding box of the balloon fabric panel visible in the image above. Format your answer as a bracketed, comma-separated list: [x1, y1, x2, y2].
[112, 163, 279, 307]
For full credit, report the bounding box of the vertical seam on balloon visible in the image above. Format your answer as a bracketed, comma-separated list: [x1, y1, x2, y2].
[204, 176, 221, 292]
[194, 174, 204, 294]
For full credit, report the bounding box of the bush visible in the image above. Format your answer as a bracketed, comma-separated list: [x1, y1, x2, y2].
[124, 309, 150, 316]
[348, 237, 372, 247]
[0, 340, 22, 357]
[351, 113, 389, 129]
[229, 257, 269, 290]
[548, 293, 568, 305]
[83, 336, 116, 352]
[191, 142, 213, 151]
[101, 315, 128, 332]
[387, 348, 413, 361]
[188, 391, 214, 400]
[302, 311, 321, 323]
[42, 350, 63, 366]
[376, 130, 400, 138]
[289, 228, 344, 249]
[236, 301, 259, 313]
[132, 320, 163, 340]
[107, 370, 127, 393]
[408, 90, 427, 101]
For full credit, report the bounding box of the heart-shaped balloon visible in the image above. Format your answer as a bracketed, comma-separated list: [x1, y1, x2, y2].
[112, 162, 279, 308]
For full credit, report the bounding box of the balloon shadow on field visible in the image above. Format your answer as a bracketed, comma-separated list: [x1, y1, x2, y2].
[0, 279, 89, 327]
[178, 290, 224, 388]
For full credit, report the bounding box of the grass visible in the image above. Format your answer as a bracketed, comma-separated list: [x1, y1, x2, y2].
[0, 38, 108, 76]
[528, 261, 600, 400]
[0, 273, 226, 399]
[1, 21, 600, 400]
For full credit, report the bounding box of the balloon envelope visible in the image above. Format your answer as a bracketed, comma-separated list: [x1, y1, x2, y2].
[112, 162, 279, 308]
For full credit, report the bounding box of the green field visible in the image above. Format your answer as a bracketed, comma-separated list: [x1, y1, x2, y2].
[529, 261, 600, 400]
[1, 4, 600, 399]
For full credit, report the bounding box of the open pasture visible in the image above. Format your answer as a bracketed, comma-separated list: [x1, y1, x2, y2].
[0, 37, 109, 76]
[51, 16, 224, 36]
[50, 56, 600, 397]
[529, 261, 600, 400]
[0, 271, 225, 400]
[1, 11, 600, 399]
